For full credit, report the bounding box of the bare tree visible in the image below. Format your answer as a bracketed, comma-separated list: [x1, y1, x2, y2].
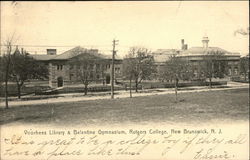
[122, 55, 136, 98]
[200, 50, 227, 88]
[123, 47, 156, 93]
[234, 27, 249, 36]
[1, 39, 14, 109]
[163, 55, 193, 102]
[68, 51, 100, 95]
[10, 48, 48, 99]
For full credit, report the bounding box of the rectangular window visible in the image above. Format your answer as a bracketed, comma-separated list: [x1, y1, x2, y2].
[69, 74, 74, 81]
[57, 65, 63, 70]
[89, 64, 94, 70]
[115, 67, 120, 73]
[96, 64, 100, 70]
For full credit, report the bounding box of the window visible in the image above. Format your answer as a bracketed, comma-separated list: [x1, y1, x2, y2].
[234, 67, 238, 75]
[96, 64, 100, 70]
[89, 64, 94, 70]
[57, 65, 63, 70]
[69, 74, 74, 81]
[228, 68, 232, 75]
[115, 67, 120, 73]
[90, 72, 93, 79]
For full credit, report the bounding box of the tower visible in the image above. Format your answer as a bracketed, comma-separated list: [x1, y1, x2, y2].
[181, 39, 185, 50]
[202, 36, 209, 49]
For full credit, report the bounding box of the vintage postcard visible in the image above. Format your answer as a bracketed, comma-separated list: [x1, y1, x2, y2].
[0, 1, 249, 160]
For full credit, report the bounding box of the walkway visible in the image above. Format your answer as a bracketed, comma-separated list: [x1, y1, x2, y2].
[0, 82, 248, 108]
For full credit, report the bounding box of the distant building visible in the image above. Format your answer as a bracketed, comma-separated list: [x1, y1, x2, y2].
[151, 38, 188, 66]
[177, 36, 241, 78]
[31, 46, 122, 88]
[150, 49, 180, 80]
[151, 37, 240, 80]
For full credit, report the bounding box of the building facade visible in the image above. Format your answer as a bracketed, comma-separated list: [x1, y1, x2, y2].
[150, 37, 240, 80]
[31, 46, 123, 88]
[177, 36, 241, 78]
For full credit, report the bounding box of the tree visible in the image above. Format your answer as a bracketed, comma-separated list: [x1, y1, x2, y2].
[162, 55, 193, 102]
[1, 39, 14, 109]
[123, 47, 156, 93]
[10, 47, 49, 99]
[122, 56, 136, 98]
[239, 55, 249, 81]
[68, 52, 100, 95]
[200, 50, 227, 88]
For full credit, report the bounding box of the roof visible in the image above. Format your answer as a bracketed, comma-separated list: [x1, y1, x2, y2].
[151, 49, 179, 63]
[30, 46, 122, 61]
[30, 54, 56, 61]
[178, 47, 240, 57]
[53, 46, 95, 60]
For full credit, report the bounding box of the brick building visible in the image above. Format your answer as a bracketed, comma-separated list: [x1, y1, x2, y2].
[151, 37, 240, 80]
[177, 36, 241, 78]
[31, 46, 122, 88]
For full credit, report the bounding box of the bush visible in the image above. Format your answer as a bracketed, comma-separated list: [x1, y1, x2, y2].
[0, 83, 50, 97]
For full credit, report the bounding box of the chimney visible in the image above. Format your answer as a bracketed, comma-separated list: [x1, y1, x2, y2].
[46, 49, 57, 55]
[181, 39, 185, 50]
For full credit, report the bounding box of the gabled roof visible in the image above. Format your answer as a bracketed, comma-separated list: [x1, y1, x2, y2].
[53, 46, 93, 60]
[30, 46, 123, 61]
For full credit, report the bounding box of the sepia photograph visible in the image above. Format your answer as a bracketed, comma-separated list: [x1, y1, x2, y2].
[0, 1, 249, 160]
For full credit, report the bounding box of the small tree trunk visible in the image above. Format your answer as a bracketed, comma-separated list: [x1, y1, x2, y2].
[17, 84, 21, 99]
[244, 72, 247, 81]
[209, 77, 212, 88]
[129, 78, 132, 98]
[5, 79, 9, 109]
[84, 84, 88, 95]
[175, 79, 178, 102]
[135, 79, 138, 93]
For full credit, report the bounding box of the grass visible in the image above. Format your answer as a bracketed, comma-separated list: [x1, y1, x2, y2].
[0, 88, 248, 126]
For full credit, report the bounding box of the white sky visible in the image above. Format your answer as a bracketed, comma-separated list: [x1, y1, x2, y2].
[1, 1, 249, 57]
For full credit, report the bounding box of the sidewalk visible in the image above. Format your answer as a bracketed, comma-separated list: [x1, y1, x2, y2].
[0, 82, 248, 108]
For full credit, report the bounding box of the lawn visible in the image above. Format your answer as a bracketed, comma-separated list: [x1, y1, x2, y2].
[0, 88, 248, 126]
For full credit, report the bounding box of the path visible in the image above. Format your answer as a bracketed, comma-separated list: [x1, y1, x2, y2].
[0, 82, 248, 108]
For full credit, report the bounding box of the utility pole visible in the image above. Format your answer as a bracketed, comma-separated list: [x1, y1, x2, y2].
[111, 39, 119, 99]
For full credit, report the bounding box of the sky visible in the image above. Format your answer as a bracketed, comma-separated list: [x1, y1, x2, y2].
[0, 1, 249, 57]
